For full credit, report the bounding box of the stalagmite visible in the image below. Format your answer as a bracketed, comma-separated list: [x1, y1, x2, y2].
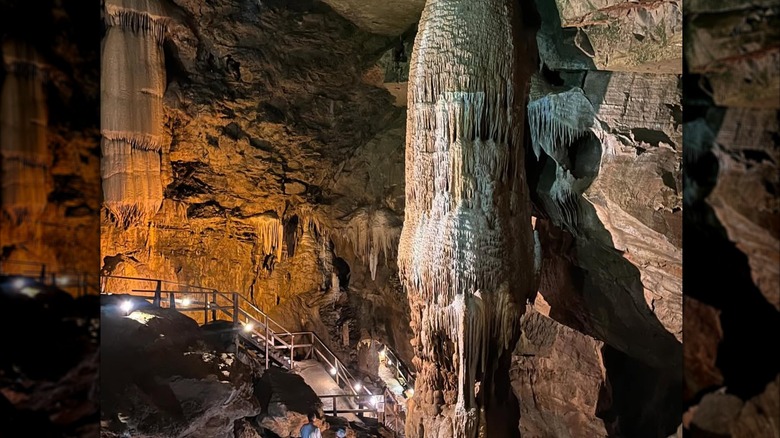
[101, 0, 168, 226]
[397, 1, 535, 436]
[1, 40, 49, 221]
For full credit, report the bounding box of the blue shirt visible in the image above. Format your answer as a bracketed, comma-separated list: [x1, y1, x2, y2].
[300, 423, 318, 438]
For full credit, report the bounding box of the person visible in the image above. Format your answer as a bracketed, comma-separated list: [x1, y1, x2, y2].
[335, 428, 347, 438]
[300, 412, 321, 438]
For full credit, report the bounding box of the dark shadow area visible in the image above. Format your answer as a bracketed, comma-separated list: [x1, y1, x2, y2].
[0, 275, 99, 437]
[284, 215, 300, 258]
[332, 256, 350, 290]
[599, 346, 683, 438]
[682, 86, 780, 403]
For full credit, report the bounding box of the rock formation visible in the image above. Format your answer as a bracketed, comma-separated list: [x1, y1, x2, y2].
[397, 0, 534, 436]
[0, 0, 100, 289]
[100, 295, 260, 437]
[1, 40, 49, 222]
[101, 0, 168, 226]
[511, 301, 611, 437]
[95, 0, 695, 436]
[683, 0, 779, 436]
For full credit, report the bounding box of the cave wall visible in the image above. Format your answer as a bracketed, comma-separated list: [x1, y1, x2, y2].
[97, 1, 689, 435]
[0, 0, 100, 289]
[99, 0, 412, 366]
[682, 0, 779, 436]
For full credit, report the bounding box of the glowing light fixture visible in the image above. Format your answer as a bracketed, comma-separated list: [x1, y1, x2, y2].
[12, 278, 27, 289]
[121, 300, 133, 314]
[378, 348, 386, 360]
[407, 388, 414, 397]
[181, 298, 191, 306]
[330, 367, 338, 376]
[243, 323, 254, 332]
[353, 383, 362, 391]
[386, 358, 393, 366]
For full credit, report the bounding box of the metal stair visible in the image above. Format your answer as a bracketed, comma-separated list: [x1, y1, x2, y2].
[100, 275, 413, 436]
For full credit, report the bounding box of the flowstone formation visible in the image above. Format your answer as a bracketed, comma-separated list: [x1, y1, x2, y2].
[0, 0, 100, 282]
[101, 0, 168, 227]
[397, 0, 534, 436]
[1, 40, 49, 222]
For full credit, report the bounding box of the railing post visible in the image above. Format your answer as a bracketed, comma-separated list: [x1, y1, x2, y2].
[232, 293, 239, 325]
[290, 334, 295, 367]
[265, 313, 269, 369]
[153, 280, 161, 307]
[211, 291, 217, 321]
[233, 293, 240, 354]
[204, 293, 209, 323]
[50, 273, 56, 286]
[170, 292, 176, 309]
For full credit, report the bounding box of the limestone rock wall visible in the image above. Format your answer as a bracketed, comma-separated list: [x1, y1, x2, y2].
[0, 0, 100, 287]
[99, 0, 410, 371]
[682, 0, 779, 436]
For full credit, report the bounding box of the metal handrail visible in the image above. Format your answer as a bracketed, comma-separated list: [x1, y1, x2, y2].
[100, 274, 218, 292]
[1, 259, 100, 296]
[100, 275, 406, 435]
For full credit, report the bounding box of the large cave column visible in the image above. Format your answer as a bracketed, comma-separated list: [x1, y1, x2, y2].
[101, 0, 168, 227]
[1, 40, 49, 222]
[397, 1, 534, 437]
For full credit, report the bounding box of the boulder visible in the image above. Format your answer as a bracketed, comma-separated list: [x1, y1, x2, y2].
[255, 367, 323, 437]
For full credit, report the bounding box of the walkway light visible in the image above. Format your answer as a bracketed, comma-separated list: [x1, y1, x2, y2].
[353, 383, 362, 391]
[244, 323, 254, 332]
[121, 300, 133, 314]
[12, 278, 27, 289]
[330, 367, 338, 375]
[181, 298, 191, 306]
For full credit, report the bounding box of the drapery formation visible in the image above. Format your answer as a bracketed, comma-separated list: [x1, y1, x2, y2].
[101, 0, 168, 226]
[1, 40, 49, 222]
[397, 0, 534, 437]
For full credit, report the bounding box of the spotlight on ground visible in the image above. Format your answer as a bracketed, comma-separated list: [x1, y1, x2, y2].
[243, 323, 254, 332]
[121, 300, 133, 314]
[12, 278, 27, 289]
[330, 367, 338, 375]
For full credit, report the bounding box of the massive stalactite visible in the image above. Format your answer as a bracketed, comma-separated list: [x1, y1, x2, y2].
[101, 0, 167, 227]
[0, 40, 49, 222]
[397, 0, 534, 436]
